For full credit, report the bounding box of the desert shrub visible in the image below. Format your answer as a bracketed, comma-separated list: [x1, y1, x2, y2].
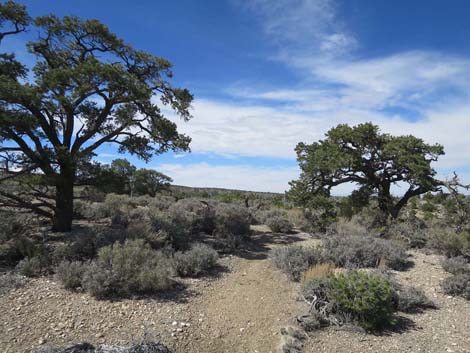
[168, 198, 215, 234]
[395, 285, 434, 312]
[387, 219, 427, 249]
[73, 200, 89, 219]
[55, 238, 95, 263]
[173, 243, 218, 277]
[329, 271, 395, 331]
[54, 261, 87, 290]
[148, 212, 189, 250]
[79, 186, 106, 202]
[0, 211, 33, 242]
[79, 202, 109, 220]
[0, 272, 27, 296]
[285, 208, 311, 232]
[303, 271, 395, 331]
[16, 255, 51, 277]
[103, 193, 136, 216]
[270, 245, 322, 281]
[441, 272, 470, 299]
[428, 229, 470, 258]
[214, 203, 251, 237]
[265, 213, 294, 233]
[322, 235, 409, 270]
[81, 239, 174, 298]
[441, 256, 469, 275]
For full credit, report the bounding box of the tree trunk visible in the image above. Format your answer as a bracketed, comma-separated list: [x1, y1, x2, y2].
[52, 171, 75, 232]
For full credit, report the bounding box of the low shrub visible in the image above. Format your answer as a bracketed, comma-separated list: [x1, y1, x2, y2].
[394, 285, 434, 312]
[266, 214, 294, 233]
[81, 239, 174, 298]
[429, 230, 470, 258]
[302, 271, 395, 332]
[387, 220, 427, 249]
[173, 243, 219, 277]
[80, 202, 109, 220]
[441, 256, 469, 275]
[270, 245, 322, 281]
[214, 203, 251, 238]
[16, 255, 51, 277]
[322, 235, 409, 270]
[441, 272, 470, 300]
[169, 199, 215, 234]
[0, 272, 26, 296]
[329, 271, 395, 331]
[148, 212, 189, 250]
[54, 261, 87, 290]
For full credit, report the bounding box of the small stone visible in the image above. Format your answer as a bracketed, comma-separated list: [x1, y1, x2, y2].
[172, 321, 178, 326]
[240, 327, 245, 332]
[38, 338, 46, 345]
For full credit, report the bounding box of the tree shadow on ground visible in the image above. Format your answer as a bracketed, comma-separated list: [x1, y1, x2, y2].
[380, 315, 420, 335]
[235, 231, 308, 261]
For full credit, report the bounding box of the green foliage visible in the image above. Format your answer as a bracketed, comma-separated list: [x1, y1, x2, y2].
[270, 245, 321, 281]
[134, 169, 172, 197]
[302, 195, 337, 233]
[81, 239, 174, 298]
[289, 123, 444, 220]
[328, 271, 395, 331]
[173, 243, 219, 277]
[322, 235, 409, 270]
[0, 5, 192, 231]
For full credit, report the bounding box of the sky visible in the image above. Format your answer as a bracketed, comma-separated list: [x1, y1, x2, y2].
[5, 0, 470, 193]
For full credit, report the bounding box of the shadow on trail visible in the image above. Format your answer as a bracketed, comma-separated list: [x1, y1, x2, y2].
[235, 231, 308, 261]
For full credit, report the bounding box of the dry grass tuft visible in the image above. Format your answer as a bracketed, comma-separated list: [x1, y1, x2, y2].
[301, 263, 335, 283]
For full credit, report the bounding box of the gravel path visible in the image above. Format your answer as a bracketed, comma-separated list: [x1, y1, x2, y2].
[1, 231, 469, 353]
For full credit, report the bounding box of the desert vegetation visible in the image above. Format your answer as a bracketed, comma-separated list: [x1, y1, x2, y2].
[1, 2, 470, 353]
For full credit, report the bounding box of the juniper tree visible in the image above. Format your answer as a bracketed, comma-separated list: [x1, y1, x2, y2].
[0, 1, 192, 231]
[289, 123, 445, 220]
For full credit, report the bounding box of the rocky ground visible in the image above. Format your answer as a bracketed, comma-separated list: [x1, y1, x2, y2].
[1, 228, 469, 353]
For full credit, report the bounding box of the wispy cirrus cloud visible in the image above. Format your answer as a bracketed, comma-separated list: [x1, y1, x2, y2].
[239, 0, 356, 56]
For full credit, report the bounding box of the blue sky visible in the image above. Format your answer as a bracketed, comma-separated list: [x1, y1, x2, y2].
[7, 0, 470, 193]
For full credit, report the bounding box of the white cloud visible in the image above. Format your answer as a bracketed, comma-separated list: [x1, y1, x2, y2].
[173, 98, 470, 176]
[156, 162, 300, 193]
[239, 0, 356, 55]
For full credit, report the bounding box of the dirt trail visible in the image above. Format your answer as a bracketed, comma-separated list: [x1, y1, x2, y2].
[174, 229, 310, 353]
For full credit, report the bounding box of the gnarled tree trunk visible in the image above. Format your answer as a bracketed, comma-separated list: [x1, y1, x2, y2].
[52, 170, 75, 232]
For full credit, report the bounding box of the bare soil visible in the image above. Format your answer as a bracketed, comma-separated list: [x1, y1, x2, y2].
[1, 228, 469, 353]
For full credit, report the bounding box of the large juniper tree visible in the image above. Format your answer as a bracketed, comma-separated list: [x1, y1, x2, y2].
[289, 123, 445, 219]
[0, 1, 192, 231]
